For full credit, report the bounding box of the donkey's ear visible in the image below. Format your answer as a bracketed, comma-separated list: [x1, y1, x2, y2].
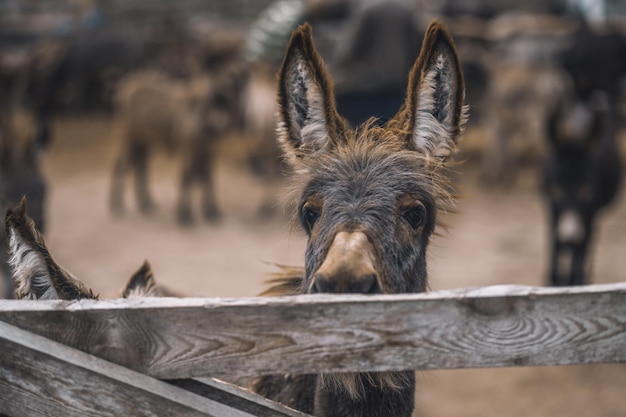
[6, 197, 52, 299]
[6, 197, 95, 300]
[277, 24, 343, 160]
[395, 20, 467, 159]
[122, 260, 160, 298]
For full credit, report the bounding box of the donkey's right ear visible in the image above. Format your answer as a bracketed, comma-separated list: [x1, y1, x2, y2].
[392, 20, 467, 160]
[277, 24, 344, 161]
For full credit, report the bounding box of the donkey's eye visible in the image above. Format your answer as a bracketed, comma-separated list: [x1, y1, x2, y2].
[301, 204, 321, 233]
[402, 206, 426, 230]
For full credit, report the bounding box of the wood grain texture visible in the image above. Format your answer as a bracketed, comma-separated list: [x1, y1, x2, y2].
[168, 378, 310, 417]
[0, 283, 624, 379]
[0, 321, 258, 417]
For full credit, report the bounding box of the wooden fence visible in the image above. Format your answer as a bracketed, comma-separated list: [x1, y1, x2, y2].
[1, 282, 625, 416]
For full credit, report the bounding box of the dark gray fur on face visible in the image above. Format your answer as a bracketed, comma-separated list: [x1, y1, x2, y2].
[296, 138, 441, 294]
[254, 19, 466, 417]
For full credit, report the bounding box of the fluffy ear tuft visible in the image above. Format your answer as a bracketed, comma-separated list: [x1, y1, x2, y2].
[277, 23, 344, 161]
[122, 260, 160, 298]
[5, 196, 95, 300]
[395, 19, 467, 159]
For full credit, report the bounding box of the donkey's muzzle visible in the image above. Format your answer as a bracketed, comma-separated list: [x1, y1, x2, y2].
[310, 231, 380, 294]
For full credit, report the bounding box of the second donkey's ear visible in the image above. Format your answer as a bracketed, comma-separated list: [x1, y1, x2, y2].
[393, 19, 467, 159]
[277, 23, 344, 161]
[122, 261, 159, 298]
[6, 197, 97, 300]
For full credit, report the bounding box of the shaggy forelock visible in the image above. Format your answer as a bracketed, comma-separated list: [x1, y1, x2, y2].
[282, 122, 457, 234]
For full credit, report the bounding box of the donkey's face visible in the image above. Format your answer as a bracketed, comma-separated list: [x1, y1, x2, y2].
[278, 22, 466, 295]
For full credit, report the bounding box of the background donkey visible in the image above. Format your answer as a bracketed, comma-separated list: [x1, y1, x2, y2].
[541, 27, 624, 287]
[109, 69, 234, 224]
[543, 89, 621, 286]
[252, 20, 466, 417]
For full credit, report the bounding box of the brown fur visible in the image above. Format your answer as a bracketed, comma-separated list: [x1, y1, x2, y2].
[259, 264, 305, 296]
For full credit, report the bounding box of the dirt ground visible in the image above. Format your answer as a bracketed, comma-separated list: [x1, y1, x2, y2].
[16, 116, 626, 416]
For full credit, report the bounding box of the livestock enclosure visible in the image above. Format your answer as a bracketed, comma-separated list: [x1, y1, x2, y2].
[1, 282, 624, 416]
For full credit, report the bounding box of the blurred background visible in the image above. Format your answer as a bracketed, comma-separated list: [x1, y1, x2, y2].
[1, 0, 625, 415]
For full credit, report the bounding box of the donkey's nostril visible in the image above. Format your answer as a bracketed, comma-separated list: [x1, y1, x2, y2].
[351, 273, 378, 294]
[311, 273, 379, 294]
[312, 273, 333, 293]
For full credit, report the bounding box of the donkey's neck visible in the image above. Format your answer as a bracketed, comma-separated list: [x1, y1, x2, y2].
[314, 371, 415, 417]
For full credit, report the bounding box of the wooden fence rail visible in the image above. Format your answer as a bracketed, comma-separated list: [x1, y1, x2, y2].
[1, 283, 624, 381]
[0, 321, 310, 417]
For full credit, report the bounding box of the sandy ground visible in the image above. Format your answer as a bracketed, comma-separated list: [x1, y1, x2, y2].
[10, 116, 626, 416]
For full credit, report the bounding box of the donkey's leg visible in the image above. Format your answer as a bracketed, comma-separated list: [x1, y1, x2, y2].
[110, 148, 129, 215]
[197, 142, 221, 222]
[571, 240, 591, 286]
[131, 143, 156, 214]
[548, 238, 565, 286]
[177, 168, 194, 225]
[177, 149, 197, 225]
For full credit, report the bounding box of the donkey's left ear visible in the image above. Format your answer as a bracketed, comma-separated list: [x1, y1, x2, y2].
[396, 20, 467, 159]
[277, 24, 344, 161]
[122, 260, 159, 298]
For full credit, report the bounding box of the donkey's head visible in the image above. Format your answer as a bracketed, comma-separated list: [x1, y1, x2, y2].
[278, 21, 466, 295]
[6, 197, 158, 300]
[6, 197, 96, 300]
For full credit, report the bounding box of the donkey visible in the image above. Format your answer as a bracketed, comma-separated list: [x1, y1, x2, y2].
[0, 108, 49, 299]
[543, 89, 621, 286]
[109, 69, 234, 224]
[252, 20, 466, 417]
[480, 58, 567, 183]
[6, 197, 161, 300]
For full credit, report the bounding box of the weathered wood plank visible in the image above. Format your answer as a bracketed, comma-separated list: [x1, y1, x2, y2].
[0, 283, 624, 379]
[0, 321, 309, 417]
[169, 378, 310, 417]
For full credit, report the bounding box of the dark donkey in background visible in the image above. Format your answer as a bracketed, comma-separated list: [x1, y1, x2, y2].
[542, 30, 624, 287]
[543, 90, 621, 286]
[253, 20, 466, 417]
